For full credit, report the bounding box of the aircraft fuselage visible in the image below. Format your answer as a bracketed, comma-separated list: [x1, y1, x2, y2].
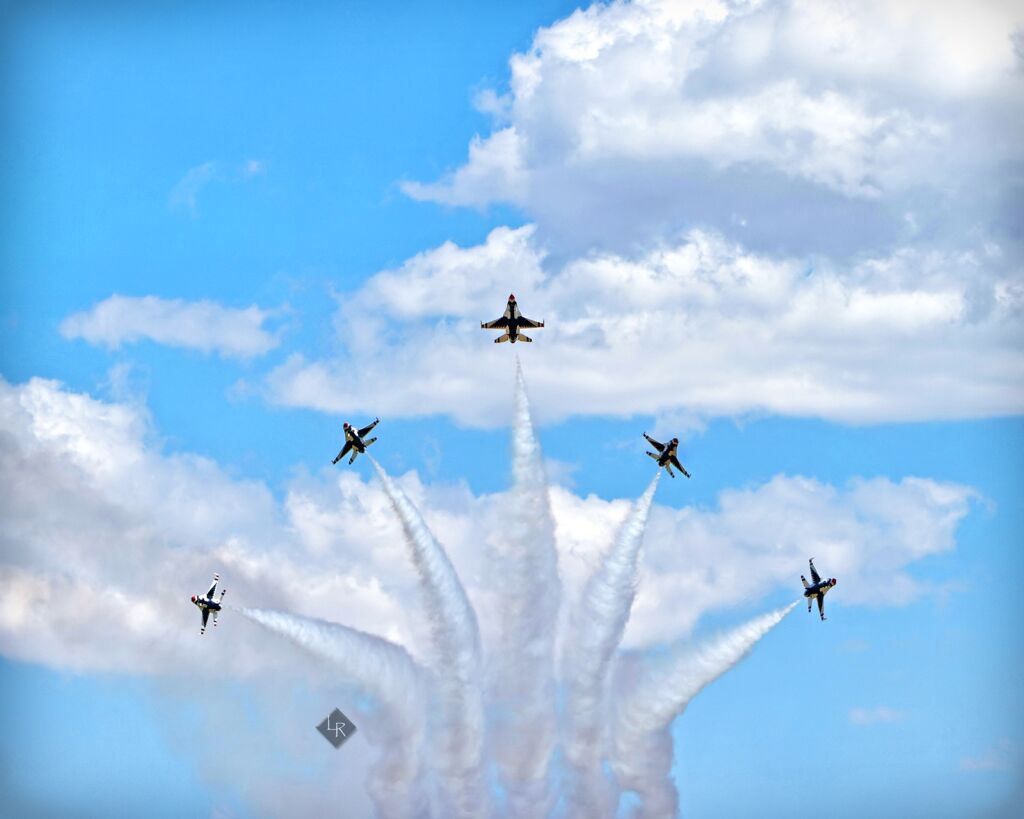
[505, 299, 524, 342]
[657, 442, 679, 467]
[804, 581, 834, 600]
[344, 427, 369, 451]
[481, 294, 543, 344]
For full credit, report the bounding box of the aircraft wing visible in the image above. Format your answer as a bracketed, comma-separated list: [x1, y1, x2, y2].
[206, 575, 219, 599]
[809, 559, 822, 584]
[481, 317, 509, 330]
[669, 455, 691, 478]
[357, 418, 379, 438]
[644, 433, 665, 452]
[201, 608, 210, 630]
[518, 316, 544, 329]
[817, 595, 825, 619]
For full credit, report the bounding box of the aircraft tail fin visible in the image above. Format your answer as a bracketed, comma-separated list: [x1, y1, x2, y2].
[517, 333, 533, 343]
[494, 333, 510, 343]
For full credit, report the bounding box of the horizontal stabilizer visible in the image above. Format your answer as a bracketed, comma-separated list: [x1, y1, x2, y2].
[517, 333, 533, 343]
[494, 333, 510, 343]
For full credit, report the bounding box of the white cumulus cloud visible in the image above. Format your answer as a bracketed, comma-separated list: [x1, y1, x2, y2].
[60, 295, 282, 358]
[264, 225, 1024, 426]
[0, 375, 977, 675]
[402, 0, 1024, 254]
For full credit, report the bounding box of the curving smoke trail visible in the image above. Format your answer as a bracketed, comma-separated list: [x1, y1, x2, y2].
[612, 603, 799, 819]
[369, 459, 490, 819]
[488, 359, 562, 817]
[234, 607, 430, 819]
[229, 364, 805, 819]
[562, 473, 661, 818]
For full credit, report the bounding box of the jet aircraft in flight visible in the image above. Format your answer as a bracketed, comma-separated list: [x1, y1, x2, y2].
[644, 433, 691, 478]
[332, 418, 380, 465]
[480, 293, 545, 343]
[192, 574, 226, 635]
[801, 558, 837, 620]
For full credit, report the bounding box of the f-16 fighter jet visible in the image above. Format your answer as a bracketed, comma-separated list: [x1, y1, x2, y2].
[480, 293, 545, 343]
[191, 574, 226, 635]
[801, 559, 837, 620]
[644, 433, 691, 478]
[332, 418, 380, 465]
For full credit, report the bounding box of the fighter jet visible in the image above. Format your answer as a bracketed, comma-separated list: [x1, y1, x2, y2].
[332, 418, 380, 466]
[480, 293, 545, 343]
[643, 433, 691, 478]
[801, 558, 837, 621]
[191, 574, 226, 635]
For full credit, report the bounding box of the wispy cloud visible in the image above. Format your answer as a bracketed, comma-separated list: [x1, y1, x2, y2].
[849, 706, 906, 725]
[168, 159, 267, 216]
[60, 295, 282, 359]
[242, 158, 266, 177]
[168, 161, 218, 217]
[961, 739, 1016, 772]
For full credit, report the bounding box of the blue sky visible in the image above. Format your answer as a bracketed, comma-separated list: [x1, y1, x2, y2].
[1, 2, 1022, 818]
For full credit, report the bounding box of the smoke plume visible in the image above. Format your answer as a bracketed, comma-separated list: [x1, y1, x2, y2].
[487, 359, 562, 817]
[233, 366, 798, 819]
[370, 458, 490, 818]
[562, 473, 661, 818]
[234, 607, 430, 819]
[612, 603, 799, 818]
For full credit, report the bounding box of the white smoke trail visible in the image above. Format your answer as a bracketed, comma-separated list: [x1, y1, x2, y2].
[488, 359, 562, 817]
[612, 603, 798, 819]
[234, 607, 430, 819]
[369, 459, 490, 819]
[562, 473, 661, 818]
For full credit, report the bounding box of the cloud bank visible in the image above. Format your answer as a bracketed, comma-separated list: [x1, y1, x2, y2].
[0, 374, 977, 814]
[265, 225, 1023, 426]
[0, 374, 975, 671]
[403, 0, 1024, 255]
